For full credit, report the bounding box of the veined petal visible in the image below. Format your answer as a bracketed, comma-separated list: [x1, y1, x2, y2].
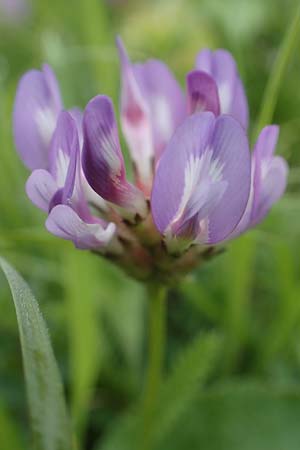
[82, 95, 147, 219]
[116, 37, 153, 186]
[46, 204, 117, 251]
[151, 113, 251, 246]
[69, 107, 83, 148]
[186, 70, 220, 116]
[68, 107, 108, 211]
[196, 49, 248, 129]
[13, 64, 62, 170]
[49, 110, 79, 191]
[25, 169, 57, 211]
[116, 37, 185, 185]
[251, 126, 288, 226]
[46, 112, 116, 251]
[133, 59, 186, 159]
[206, 115, 250, 242]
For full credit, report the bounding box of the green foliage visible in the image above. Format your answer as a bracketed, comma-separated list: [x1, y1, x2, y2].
[152, 332, 221, 446]
[64, 250, 102, 441]
[157, 382, 300, 450]
[1, 0, 300, 449]
[0, 258, 72, 450]
[0, 401, 24, 450]
[100, 332, 221, 450]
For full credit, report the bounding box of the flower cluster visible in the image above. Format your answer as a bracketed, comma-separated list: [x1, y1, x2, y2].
[13, 38, 288, 281]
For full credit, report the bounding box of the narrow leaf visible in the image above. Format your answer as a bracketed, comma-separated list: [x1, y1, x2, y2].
[0, 257, 72, 450]
[99, 333, 221, 450]
[64, 250, 101, 440]
[152, 332, 221, 445]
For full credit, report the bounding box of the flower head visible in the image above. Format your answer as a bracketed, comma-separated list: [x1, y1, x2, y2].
[13, 39, 288, 282]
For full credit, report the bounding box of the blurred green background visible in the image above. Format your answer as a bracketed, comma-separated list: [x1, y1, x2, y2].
[1, 0, 300, 449]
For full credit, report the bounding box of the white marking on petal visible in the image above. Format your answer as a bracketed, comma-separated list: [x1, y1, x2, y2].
[260, 158, 271, 179]
[218, 82, 231, 113]
[152, 96, 173, 141]
[35, 107, 57, 145]
[55, 148, 70, 187]
[168, 149, 227, 239]
[122, 115, 153, 185]
[196, 218, 210, 243]
[99, 130, 122, 174]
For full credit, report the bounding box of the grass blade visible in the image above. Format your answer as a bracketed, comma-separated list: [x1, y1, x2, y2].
[0, 257, 72, 450]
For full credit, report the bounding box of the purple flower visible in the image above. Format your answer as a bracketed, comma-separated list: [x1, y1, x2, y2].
[116, 37, 186, 192]
[82, 95, 147, 220]
[116, 39, 249, 192]
[228, 125, 288, 238]
[13, 65, 118, 253]
[0, 0, 30, 25]
[196, 49, 249, 129]
[151, 112, 251, 252]
[13, 39, 288, 273]
[13, 65, 62, 170]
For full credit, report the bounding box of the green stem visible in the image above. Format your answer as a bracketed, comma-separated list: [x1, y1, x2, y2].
[253, 4, 300, 140]
[141, 283, 167, 450]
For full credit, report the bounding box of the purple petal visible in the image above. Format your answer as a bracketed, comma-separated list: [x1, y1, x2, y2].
[133, 59, 186, 159]
[196, 49, 248, 129]
[206, 115, 250, 243]
[49, 110, 79, 191]
[82, 95, 146, 218]
[151, 112, 251, 245]
[46, 204, 117, 250]
[13, 64, 62, 170]
[116, 37, 153, 185]
[25, 169, 57, 211]
[0, 0, 30, 24]
[152, 112, 215, 234]
[116, 37, 185, 185]
[186, 70, 220, 116]
[68, 107, 107, 211]
[69, 107, 83, 148]
[251, 126, 288, 225]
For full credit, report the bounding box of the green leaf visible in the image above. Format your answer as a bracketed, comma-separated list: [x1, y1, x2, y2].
[222, 234, 256, 371]
[156, 382, 300, 450]
[0, 400, 24, 450]
[152, 332, 221, 446]
[0, 257, 72, 450]
[99, 332, 221, 450]
[64, 250, 101, 440]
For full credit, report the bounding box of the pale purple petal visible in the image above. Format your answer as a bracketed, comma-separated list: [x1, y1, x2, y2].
[68, 107, 107, 211]
[25, 169, 57, 212]
[116, 37, 153, 186]
[0, 0, 30, 24]
[186, 70, 220, 116]
[13, 65, 62, 170]
[133, 59, 186, 159]
[207, 115, 250, 242]
[196, 49, 248, 129]
[251, 126, 288, 225]
[49, 110, 79, 190]
[46, 204, 117, 250]
[69, 107, 83, 148]
[116, 37, 185, 186]
[225, 166, 255, 239]
[82, 95, 146, 218]
[151, 112, 251, 245]
[252, 156, 288, 226]
[151, 112, 215, 234]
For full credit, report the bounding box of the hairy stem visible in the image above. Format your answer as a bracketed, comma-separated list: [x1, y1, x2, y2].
[141, 283, 167, 450]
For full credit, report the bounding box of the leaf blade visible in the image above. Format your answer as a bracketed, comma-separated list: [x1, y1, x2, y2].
[0, 257, 72, 450]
